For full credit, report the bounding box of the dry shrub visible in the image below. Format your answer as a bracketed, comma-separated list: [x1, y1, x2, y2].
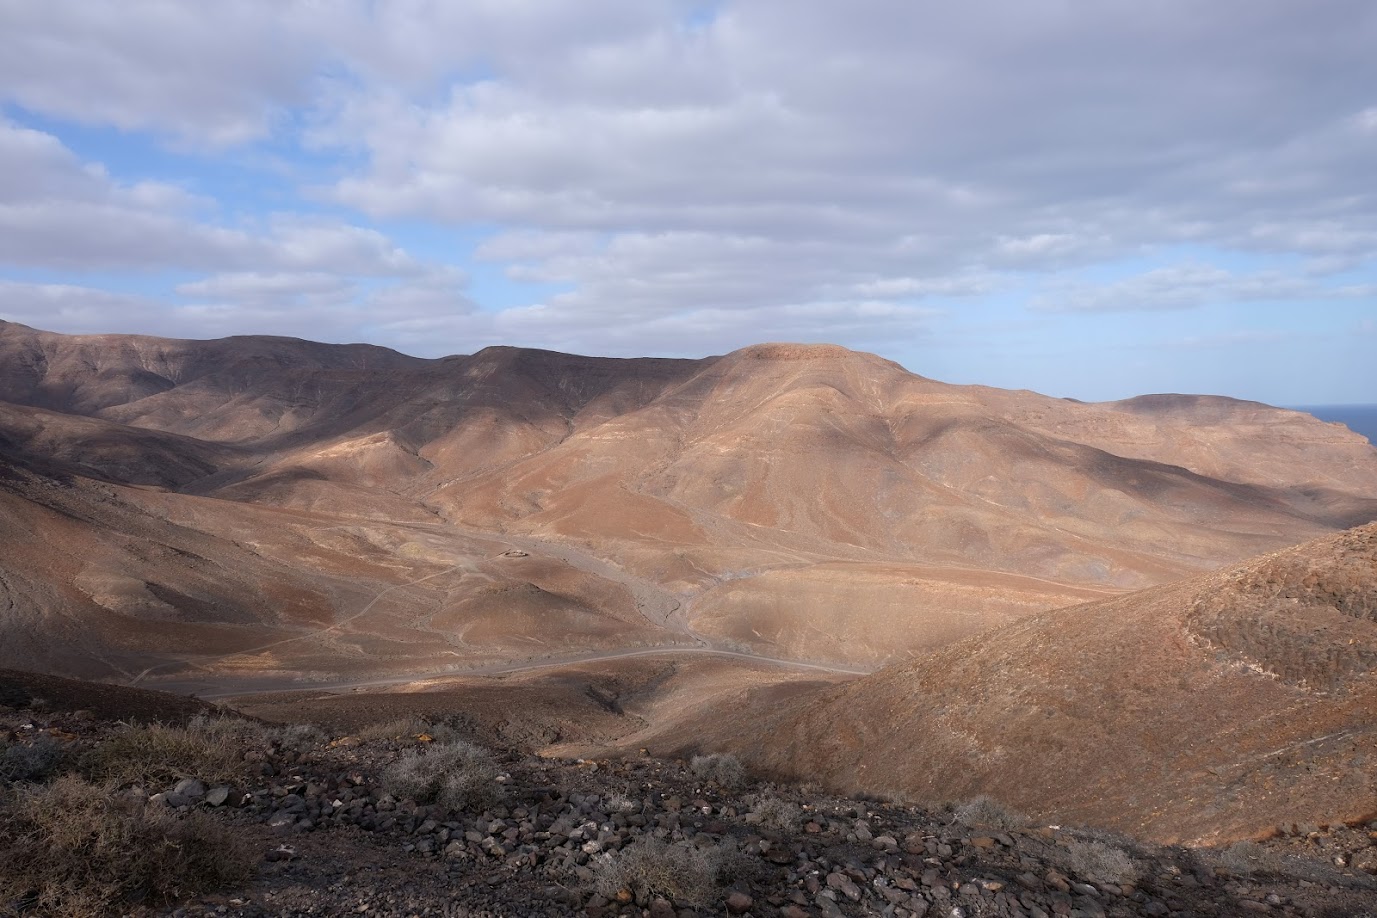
[80, 720, 249, 787]
[1064, 838, 1142, 885]
[592, 836, 725, 906]
[1215, 840, 1286, 878]
[383, 740, 503, 811]
[186, 715, 324, 752]
[1208, 842, 1377, 889]
[690, 753, 746, 790]
[745, 792, 801, 832]
[355, 716, 465, 744]
[356, 716, 432, 742]
[0, 735, 66, 782]
[270, 722, 327, 749]
[0, 774, 254, 916]
[952, 794, 1027, 830]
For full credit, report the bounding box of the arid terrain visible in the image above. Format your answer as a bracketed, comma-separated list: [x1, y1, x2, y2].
[701, 523, 1377, 845]
[4, 321, 1375, 688]
[4, 670, 1377, 918]
[3, 320, 1377, 887]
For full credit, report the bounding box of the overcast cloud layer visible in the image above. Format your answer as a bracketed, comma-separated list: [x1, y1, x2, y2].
[0, 0, 1374, 403]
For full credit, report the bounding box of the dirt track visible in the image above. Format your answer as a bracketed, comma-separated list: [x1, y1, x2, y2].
[136, 515, 871, 701]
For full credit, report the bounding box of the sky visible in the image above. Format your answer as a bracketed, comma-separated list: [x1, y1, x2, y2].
[1, 1, 1375, 406]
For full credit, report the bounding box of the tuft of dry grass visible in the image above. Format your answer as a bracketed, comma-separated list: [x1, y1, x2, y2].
[689, 753, 746, 790]
[745, 792, 801, 832]
[1063, 838, 1142, 885]
[952, 794, 1027, 830]
[80, 721, 250, 787]
[355, 716, 465, 744]
[382, 740, 504, 812]
[0, 774, 255, 916]
[185, 715, 324, 752]
[592, 836, 724, 906]
[0, 735, 67, 782]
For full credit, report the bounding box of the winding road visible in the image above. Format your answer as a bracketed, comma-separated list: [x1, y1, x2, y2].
[136, 514, 875, 700]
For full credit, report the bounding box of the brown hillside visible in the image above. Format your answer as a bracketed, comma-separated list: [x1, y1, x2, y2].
[1, 321, 1375, 686]
[712, 523, 1377, 844]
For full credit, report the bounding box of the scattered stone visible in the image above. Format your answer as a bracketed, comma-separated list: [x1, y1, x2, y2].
[725, 890, 754, 914]
[203, 785, 232, 807]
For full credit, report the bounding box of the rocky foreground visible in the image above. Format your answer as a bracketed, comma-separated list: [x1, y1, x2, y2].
[3, 686, 1376, 918]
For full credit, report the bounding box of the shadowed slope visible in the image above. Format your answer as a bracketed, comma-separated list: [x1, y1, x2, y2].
[0, 455, 665, 684]
[0, 401, 245, 488]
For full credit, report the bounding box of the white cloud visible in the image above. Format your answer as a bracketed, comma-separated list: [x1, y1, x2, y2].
[0, 0, 317, 147]
[175, 272, 354, 306]
[849, 276, 994, 299]
[0, 281, 166, 332]
[2, 1, 1377, 359]
[303, 0, 1377, 346]
[1033, 263, 1377, 313]
[0, 119, 431, 282]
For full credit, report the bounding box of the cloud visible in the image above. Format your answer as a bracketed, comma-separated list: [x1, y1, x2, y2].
[175, 272, 355, 307]
[0, 0, 317, 146]
[1, 272, 484, 351]
[0, 118, 250, 271]
[1032, 263, 1377, 313]
[849, 275, 994, 299]
[495, 297, 940, 358]
[0, 280, 167, 332]
[303, 0, 1377, 347]
[0, 118, 429, 283]
[2, 1, 1376, 366]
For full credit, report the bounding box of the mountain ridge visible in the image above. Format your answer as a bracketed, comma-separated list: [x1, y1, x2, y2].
[1, 322, 1374, 689]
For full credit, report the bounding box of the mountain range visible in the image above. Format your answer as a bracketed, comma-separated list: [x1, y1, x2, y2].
[2, 318, 1376, 841]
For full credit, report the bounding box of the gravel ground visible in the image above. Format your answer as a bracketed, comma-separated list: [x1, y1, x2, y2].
[3, 703, 1376, 918]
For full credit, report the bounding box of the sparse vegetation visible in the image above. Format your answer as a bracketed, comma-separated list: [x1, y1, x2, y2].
[79, 720, 250, 786]
[690, 752, 746, 790]
[1063, 837, 1142, 885]
[2, 687, 1374, 917]
[1216, 839, 1275, 877]
[0, 735, 66, 782]
[356, 716, 434, 742]
[0, 774, 254, 917]
[383, 739, 504, 811]
[592, 836, 725, 906]
[356, 715, 465, 744]
[745, 791, 801, 832]
[952, 794, 1027, 830]
[185, 714, 324, 751]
